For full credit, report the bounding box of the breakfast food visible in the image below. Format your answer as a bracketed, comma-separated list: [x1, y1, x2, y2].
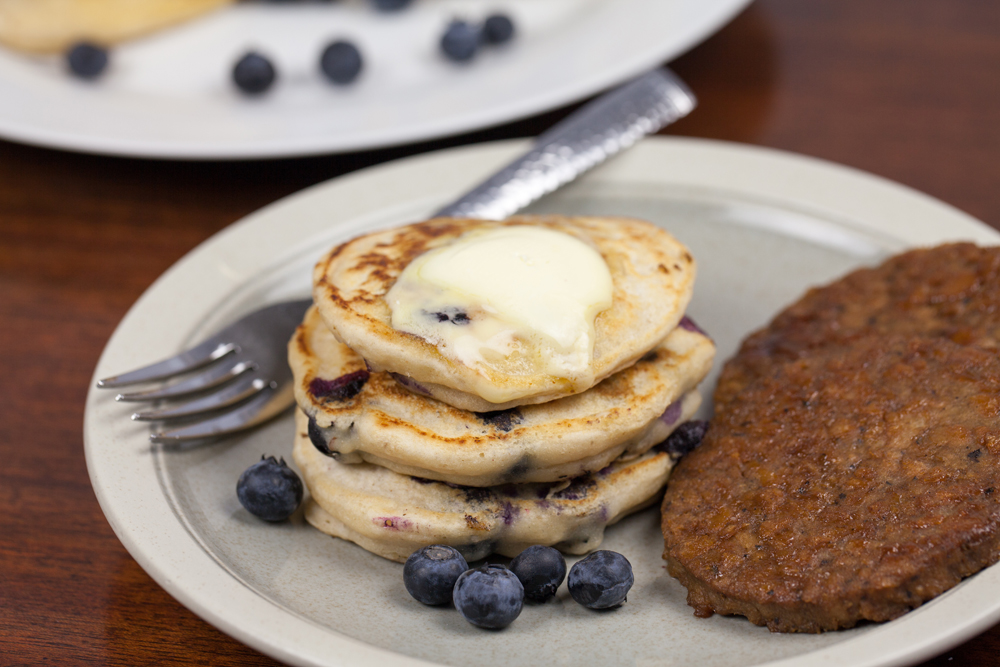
[0, 0, 233, 53]
[312, 215, 696, 412]
[319, 40, 363, 85]
[66, 42, 108, 79]
[293, 215, 712, 563]
[452, 565, 524, 629]
[236, 455, 303, 522]
[662, 243, 1000, 633]
[567, 550, 634, 609]
[714, 243, 1000, 410]
[232, 51, 276, 95]
[403, 542, 630, 630]
[403, 545, 469, 606]
[294, 409, 684, 563]
[440, 13, 514, 63]
[663, 334, 1000, 632]
[291, 304, 712, 486]
[3, 0, 515, 94]
[509, 545, 566, 602]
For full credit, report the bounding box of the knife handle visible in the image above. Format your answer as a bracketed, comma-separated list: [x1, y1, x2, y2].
[432, 67, 697, 221]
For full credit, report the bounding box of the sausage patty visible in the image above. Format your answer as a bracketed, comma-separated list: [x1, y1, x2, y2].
[661, 334, 1000, 632]
[714, 243, 1000, 411]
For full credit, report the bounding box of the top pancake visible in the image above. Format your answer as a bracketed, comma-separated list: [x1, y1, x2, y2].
[714, 243, 1000, 412]
[312, 215, 696, 412]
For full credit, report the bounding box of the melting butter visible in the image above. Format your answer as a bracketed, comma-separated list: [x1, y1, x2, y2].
[387, 226, 613, 399]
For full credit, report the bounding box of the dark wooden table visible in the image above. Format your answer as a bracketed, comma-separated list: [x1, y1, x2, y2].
[2, 1, 998, 664]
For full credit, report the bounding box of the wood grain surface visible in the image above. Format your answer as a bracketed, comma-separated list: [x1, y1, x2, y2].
[1, 1, 998, 665]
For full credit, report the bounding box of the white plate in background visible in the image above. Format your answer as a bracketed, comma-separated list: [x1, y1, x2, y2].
[0, 0, 751, 159]
[85, 137, 1000, 667]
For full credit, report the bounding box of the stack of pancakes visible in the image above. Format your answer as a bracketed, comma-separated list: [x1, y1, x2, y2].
[289, 215, 715, 563]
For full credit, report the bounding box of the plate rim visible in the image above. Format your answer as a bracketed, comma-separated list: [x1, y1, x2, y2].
[85, 136, 1000, 667]
[0, 0, 752, 159]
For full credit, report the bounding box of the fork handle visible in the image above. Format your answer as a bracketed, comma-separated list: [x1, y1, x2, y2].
[431, 67, 696, 221]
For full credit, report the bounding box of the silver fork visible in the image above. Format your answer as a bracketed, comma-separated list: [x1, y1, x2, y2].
[97, 299, 312, 442]
[97, 67, 695, 442]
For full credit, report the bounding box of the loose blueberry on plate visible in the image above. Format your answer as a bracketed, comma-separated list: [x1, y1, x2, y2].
[453, 563, 524, 629]
[320, 40, 363, 84]
[371, 0, 413, 11]
[509, 545, 566, 602]
[440, 20, 479, 62]
[237, 456, 303, 521]
[233, 51, 277, 94]
[567, 550, 634, 609]
[404, 545, 469, 606]
[66, 42, 109, 79]
[481, 14, 515, 45]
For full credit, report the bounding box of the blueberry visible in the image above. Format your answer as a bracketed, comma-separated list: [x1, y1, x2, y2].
[440, 20, 479, 62]
[309, 369, 369, 401]
[403, 545, 469, 606]
[425, 308, 471, 325]
[662, 420, 709, 458]
[306, 416, 335, 457]
[320, 40, 363, 85]
[482, 14, 515, 45]
[233, 51, 276, 95]
[509, 545, 566, 602]
[567, 550, 634, 609]
[453, 564, 524, 629]
[371, 0, 413, 10]
[236, 456, 303, 521]
[66, 42, 109, 79]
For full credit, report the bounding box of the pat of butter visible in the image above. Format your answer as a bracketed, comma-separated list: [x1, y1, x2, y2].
[387, 226, 613, 395]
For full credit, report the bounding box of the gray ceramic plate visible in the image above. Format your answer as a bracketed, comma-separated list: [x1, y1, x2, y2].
[85, 137, 1000, 667]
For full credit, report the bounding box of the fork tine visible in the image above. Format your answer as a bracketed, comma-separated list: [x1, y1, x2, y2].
[131, 376, 270, 421]
[149, 386, 287, 442]
[98, 298, 311, 390]
[115, 361, 254, 402]
[97, 339, 236, 389]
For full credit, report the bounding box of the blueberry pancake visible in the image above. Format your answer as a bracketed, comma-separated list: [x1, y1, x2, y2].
[312, 215, 696, 412]
[290, 305, 713, 487]
[293, 410, 685, 563]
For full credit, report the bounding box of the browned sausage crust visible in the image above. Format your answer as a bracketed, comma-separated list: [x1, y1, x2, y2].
[662, 334, 1000, 632]
[714, 243, 1000, 411]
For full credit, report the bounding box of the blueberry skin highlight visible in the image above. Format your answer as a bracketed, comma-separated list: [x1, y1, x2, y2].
[320, 40, 363, 85]
[233, 51, 276, 94]
[509, 545, 566, 602]
[236, 456, 303, 522]
[66, 42, 109, 79]
[440, 20, 479, 62]
[568, 550, 634, 609]
[403, 545, 469, 606]
[453, 564, 524, 629]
